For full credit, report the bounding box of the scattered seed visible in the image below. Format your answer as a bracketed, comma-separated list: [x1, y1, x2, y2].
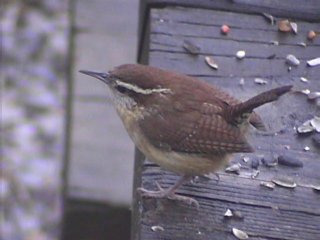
[260, 181, 275, 189]
[300, 77, 308, 83]
[261, 12, 275, 25]
[261, 156, 278, 167]
[242, 156, 250, 163]
[232, 210, 244, 219]
[205, 56, 218, 70]
[254, 78, 268, 85]
[272, 177, 297, 188]
[310, 116, 320, 132]
[307, 57, 320, 67]
[239, 78, 245, 86]
[297, 119, 314, 134]
[183, 40, 200, 55]
[297, 42, 307, 47]
[304, 146, 310, 151]
[308, 92, 320, 100]
[251, 170, 260, 179]
[236, 50, 246, 60]
[286, 54, 300, 66]
[232, 228, 249, 240]
[278, 19, 291, 32]
[225, 163, 241, 175]
[221, 24, 230, 35]
[270, 40, 279, 45]
[224, 209, 233, 217]
[278, 154, 303, 167]
[251, 158, 260, 169]
[284, 145, 290, 150]
[267, 53, 276, 59]
[301, 89, 311, 95]
[151, 225, 164, 232]
[312, 185, 320, 192]
[290, 22, 298, 34]
[312, 134, 320, 148]
[307, 30, 317, 41]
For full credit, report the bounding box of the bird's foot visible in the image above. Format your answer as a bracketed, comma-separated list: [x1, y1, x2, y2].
[137, 182, 199, 208]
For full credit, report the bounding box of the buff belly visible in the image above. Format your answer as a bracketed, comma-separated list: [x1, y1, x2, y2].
[116, 105, 230, 176]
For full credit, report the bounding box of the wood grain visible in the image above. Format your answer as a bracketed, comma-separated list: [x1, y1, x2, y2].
[134, 5, 320, 240]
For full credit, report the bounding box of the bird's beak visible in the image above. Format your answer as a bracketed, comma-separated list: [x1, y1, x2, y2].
[79, 70, 110, 85]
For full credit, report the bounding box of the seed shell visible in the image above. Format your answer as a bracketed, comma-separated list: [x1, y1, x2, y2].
[224, 209, 233, 217]
[225, 163, 241, 175]
[290, 22, 298, 34]
[261, 12, 275, 25]
[308, 92, 320, 101]
[286, 54, 300, 66]
[272, 177, 297, 188]
[307, 57, 320, 67]
[205, 56, 218, 70]
[232, 228, 249, 240]
[151, 225, 164, 232]
[297, 120, 314, 134]
[254, 78, 268, 85]
[260, 181, 275, 189]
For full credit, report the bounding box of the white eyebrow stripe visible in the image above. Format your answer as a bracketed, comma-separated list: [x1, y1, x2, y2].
[115, 80, 172, 94]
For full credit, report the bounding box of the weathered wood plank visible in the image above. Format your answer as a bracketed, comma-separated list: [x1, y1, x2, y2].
[144, 0, 320, 21]
[134, 5, 320, 240]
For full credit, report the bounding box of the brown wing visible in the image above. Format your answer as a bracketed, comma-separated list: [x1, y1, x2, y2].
[140, 101, 253, 154]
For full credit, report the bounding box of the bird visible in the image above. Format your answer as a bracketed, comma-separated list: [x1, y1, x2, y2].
[80, 64, 292, 207]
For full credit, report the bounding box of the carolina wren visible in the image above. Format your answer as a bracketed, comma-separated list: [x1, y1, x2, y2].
[80, 64, 292, 207]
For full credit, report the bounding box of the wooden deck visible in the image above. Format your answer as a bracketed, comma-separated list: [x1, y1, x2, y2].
[132, 1, 320, 239]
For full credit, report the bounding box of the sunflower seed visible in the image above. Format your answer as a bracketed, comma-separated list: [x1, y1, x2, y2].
[205, 56, 218, 70]
[183, 40, 200, 55]
[304, 146, 310, 151]
[251, 158, 260, 169]
[278, 154, 303, 167]
[232, 228, 249, 240]
[272, 177, 297, 188]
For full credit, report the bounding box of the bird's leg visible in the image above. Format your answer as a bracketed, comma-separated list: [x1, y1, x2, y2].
[137, 175, 199, 207]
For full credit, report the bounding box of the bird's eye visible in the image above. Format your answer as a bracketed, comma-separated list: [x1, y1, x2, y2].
[116, 85, 128, 94]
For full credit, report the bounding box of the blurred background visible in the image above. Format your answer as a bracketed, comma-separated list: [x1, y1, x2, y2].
[1, 0, 139, 239]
